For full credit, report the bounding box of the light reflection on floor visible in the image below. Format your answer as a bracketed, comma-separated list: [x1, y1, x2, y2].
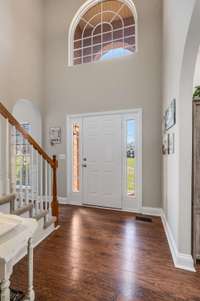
[70, 213, 82, 282]
[120, 220, 137, 298]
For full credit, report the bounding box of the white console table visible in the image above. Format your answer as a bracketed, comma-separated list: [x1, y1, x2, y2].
[0, 213, 38, 301]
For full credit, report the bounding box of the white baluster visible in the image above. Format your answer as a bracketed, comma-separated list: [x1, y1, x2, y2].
[25, 142, 29, 206]
[36, 152, 39, 214]
[31, 146, 35, 214]
[0, 118, 3, 195]
[11, 126, 16, 194]
[5, 119, 10, 194]
[48, 165, 52, 216]
[40, 156, 43, 212]
[45, 161, 48, 211]
[19, 138, 23, 208]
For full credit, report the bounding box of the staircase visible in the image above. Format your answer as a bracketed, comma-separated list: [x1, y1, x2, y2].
[0, 102, 59, 244]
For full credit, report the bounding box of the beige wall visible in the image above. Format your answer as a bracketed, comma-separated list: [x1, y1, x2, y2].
[0, 0, 44, 112]
[0, 0, 163, 209]
[43, 0, 163, 208]
[0, 0, 45, 195]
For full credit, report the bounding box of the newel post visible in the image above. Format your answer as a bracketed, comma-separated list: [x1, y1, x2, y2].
[52, 155, 59, 227]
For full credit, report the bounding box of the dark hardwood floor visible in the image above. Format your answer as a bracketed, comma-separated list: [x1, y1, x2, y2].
[12, 205, 200, 301]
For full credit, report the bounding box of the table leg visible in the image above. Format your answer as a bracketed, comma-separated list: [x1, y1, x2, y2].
[24, 238, 35, 301]
[0, 278, 10, 301]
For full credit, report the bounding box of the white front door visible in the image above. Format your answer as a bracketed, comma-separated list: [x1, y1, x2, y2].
[82, 115, 122, 208]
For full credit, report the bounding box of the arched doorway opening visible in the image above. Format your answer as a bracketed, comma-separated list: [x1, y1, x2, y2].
[12, 99, 42, 196]
[178, 0, 200, 267]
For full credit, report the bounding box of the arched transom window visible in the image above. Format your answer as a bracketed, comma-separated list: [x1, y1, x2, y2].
[69, 0, 137, 66]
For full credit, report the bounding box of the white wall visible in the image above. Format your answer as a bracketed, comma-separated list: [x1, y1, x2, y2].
[43, 0, 163, 207]
[194, 48, 200, 88]
[0, 0, 44, 196]
[163, 0, 195, 252]
[162, 0, 200, 268]
[0, 0, 44, 112]
[0, 119, 3, 195]
[12, 99, 42, 144]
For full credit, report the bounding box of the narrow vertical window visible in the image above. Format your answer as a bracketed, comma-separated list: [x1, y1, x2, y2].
[72, 123, 80, 192]
[126, 119, 136, 197]
[16, 123, 31, 187]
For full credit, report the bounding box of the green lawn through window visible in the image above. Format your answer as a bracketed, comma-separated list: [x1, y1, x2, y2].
[127, 157, 135, 196]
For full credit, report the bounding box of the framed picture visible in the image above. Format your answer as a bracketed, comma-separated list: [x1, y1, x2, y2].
[49, 127, 61, 145]
[168, 133, 175, 155]
[165, 99, 176, 131]
[162, 133, 168, 155]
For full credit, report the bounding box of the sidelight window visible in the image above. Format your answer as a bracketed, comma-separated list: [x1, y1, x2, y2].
[72, 123, 80, 192]
[126, 119, 136, 197]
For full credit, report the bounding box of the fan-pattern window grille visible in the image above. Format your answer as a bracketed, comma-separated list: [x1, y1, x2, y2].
[71, 0, 137, 66]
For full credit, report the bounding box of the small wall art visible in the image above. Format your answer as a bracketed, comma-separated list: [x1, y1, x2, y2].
[168, 133, 175, 155]
[162, 133, 168, 155]
[165, 99, 176, 131]
[49, 127, 61, 145]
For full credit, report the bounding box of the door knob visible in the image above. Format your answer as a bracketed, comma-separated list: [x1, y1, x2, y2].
[82, 164, 87, 168]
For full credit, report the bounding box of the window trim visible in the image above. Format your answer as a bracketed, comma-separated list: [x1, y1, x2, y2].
[68, 0, 138, 66]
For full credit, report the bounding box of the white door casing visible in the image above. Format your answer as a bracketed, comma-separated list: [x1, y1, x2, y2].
[66, 109, 142, 212]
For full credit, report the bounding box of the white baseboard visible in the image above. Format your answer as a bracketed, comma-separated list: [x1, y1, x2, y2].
[58, 197, 81, 206]
[33, 223, 57, 248]
[58, 197, 68, 204]
[161, 210, 195, 272]
[58, 199, 162, 217]
[141, 207, 162, 216]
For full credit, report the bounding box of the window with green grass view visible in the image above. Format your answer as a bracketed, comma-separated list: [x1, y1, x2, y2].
[126, 119, 136, 197]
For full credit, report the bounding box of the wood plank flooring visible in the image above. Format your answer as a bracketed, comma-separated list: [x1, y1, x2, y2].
[11, 205, 200, 301]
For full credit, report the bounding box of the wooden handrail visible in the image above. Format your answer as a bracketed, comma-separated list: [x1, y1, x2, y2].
[0, 102, 55, 168]
[0, 101, 59, 226]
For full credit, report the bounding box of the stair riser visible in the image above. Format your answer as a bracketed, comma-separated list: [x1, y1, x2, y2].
[0, 203, 10, 214]
[32, 218, 56, 246]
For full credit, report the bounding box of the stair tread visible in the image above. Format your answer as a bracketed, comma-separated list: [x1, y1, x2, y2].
[12, 203, 33, 216]
[0, 194, 16, 206]
[33, 210, 48, 221]
[44, 216, 57, 229]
